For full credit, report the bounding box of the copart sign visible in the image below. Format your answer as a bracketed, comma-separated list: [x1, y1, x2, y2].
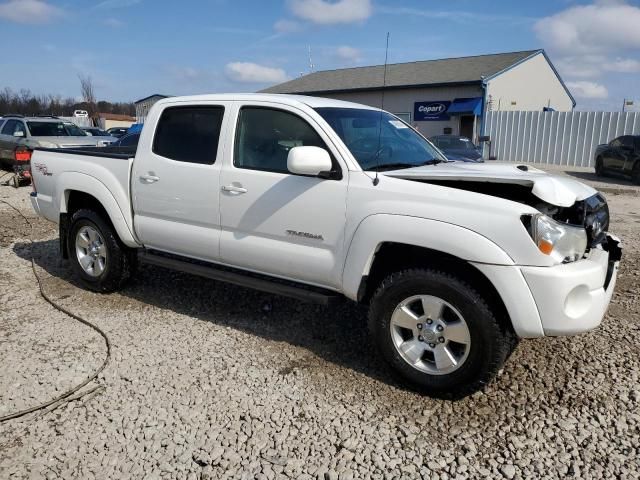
[414, 101, 451, 121]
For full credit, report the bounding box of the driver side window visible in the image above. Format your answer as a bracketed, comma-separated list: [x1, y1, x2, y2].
[234, 107, 327, 174]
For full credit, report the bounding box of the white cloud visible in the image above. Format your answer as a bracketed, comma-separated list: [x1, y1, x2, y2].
[289, 0, 371, 25]
[377, 5, 533, 25]
[96, 0, 141, 9]
[556, 54, 640, 78]
[604, 58, 640, 73]
[104, 17, 124, 28]
[0, 0, 62, 24]
[225, 62, 289, 84]
[335, 45, 362, 64]
[274, 19, 302, 33]
[534, 2, 640, 54]
[566, 81, 609, 99]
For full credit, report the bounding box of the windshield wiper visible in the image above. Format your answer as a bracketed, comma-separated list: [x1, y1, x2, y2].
[371, 158, 446, 172]
[371, 162, 416, 172]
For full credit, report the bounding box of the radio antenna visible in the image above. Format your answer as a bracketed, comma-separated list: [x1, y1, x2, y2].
[373, 32, 390, 186]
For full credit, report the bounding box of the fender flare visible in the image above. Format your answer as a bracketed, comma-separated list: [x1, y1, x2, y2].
[57, 172, 139, 248]
[341, 214, 515, 300]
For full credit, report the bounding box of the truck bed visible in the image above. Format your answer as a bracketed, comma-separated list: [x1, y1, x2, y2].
[30, 147, 135, 243]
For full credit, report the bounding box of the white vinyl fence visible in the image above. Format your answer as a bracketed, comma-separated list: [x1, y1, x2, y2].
[483, 110, 640, 167]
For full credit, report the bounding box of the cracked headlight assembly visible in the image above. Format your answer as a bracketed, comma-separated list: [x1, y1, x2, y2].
[525, 214, 587, 263]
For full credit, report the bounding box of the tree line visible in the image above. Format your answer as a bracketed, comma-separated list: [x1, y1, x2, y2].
[0, 87, 135, 118]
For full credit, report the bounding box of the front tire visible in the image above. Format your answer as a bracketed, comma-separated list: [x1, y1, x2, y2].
[369, 269, 515, 399]
[67, 209, 135, 293]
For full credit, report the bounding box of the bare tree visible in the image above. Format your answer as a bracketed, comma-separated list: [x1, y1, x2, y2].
[78, 74, 97, 123]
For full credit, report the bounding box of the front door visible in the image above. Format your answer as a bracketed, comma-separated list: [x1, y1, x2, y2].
[218, 103, 348, 289]
[132, 103, 228, 261]
[459, 115, 474, 139]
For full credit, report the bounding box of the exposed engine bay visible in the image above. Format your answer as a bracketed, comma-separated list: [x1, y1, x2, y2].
[413, 179, 610, 248]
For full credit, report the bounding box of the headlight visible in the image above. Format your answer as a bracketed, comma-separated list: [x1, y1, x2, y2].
[525, 214, 587, 263]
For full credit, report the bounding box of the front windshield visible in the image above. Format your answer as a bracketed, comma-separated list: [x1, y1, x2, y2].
[439, 137, 477, 150]
[315, 107, 446, 171]
[27, 121, 86, 137]
[63, 123, 87, 136]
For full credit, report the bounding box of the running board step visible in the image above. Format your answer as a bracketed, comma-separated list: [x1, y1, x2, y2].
[138, 250, 340, 306]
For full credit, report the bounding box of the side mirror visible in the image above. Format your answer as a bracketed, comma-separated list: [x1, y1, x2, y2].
[287, 146, 332, 177]
[13, 130, 25, 138]
[478, 135, 490, 143]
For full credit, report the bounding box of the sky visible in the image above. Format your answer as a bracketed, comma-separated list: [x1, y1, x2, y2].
[0, 0, 639, 111]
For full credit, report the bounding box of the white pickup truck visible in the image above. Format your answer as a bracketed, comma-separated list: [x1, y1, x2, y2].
[29, 94, 622, 398]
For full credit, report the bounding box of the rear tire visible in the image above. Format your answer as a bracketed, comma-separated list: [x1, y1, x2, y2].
[368, 268, 515, 399]
[595, 157, 605, 177]
[67, 209, 135, 293]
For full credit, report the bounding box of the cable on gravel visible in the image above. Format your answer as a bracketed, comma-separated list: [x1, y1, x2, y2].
[0, 197, 112, 423]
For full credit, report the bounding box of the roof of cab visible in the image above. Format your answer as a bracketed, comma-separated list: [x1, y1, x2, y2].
[154, 93, 380, 111]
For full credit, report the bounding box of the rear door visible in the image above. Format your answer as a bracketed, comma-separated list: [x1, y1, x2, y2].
[132, 103, 229, 261]
[218, 102, 348, 289]
[620, 136, 635, 173]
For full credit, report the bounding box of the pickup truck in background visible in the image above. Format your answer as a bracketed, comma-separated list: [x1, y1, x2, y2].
[594, 134, 640, 184]
[29, 94, 622, 398]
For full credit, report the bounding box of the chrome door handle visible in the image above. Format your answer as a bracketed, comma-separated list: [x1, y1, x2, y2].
[140, 174, 160, 183]
[222, 185, 247, 194]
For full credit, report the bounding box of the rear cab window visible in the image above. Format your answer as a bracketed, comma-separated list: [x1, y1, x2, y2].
[153, 106, 225, 164]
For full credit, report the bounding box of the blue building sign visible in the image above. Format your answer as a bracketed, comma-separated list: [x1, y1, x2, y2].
[414, 100, 451, 121]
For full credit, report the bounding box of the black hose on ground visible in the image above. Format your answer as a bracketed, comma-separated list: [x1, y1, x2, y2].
[0, 198, 112, 423]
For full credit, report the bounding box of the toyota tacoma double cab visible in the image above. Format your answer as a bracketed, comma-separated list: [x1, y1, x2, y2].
[29, 94, 622, 398]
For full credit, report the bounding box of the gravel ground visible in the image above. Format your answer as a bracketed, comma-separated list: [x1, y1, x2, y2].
[0, 168, 639, 479]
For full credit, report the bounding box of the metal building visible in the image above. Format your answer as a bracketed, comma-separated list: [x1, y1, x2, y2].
[135, 94, 170, 123]
[262, 50, 574, 142]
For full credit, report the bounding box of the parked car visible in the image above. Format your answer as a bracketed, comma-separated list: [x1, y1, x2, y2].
[429, 135, 483, 162]
[594, 135, 640, 184]
[103, 132, 140, 155]
[0, 115, 113, 165]
[82, 127, 112, 137]
[29, 94, 621, 398]
[106, 127, 129, 138]
[73, 110, 89, 118]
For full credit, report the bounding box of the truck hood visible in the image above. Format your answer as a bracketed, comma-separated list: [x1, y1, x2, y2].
[382, 162, 597, 207]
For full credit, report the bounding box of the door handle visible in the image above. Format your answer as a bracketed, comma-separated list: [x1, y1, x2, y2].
[140, 174, 160, 183]
[222, 185, 248, 194]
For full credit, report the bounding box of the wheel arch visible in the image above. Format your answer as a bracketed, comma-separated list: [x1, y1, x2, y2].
[57, 175, 139, 251]
[342, 215, 517, 333]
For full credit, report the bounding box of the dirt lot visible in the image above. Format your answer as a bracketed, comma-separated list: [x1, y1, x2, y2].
[0, 169, 639, 479]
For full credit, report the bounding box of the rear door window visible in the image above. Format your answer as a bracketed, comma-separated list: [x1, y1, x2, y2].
[153, 106, 225, 164]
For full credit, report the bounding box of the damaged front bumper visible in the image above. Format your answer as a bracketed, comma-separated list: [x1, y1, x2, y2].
[520, 234, 622, 336]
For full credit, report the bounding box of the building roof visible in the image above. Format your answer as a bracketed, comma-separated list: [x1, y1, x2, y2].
[262, 50, 541, 94]
[98, 112, 136, 121]
[134, 94, 170, 105]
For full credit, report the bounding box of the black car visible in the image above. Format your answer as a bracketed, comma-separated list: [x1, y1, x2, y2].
[594, 135, 640, 184]
[106, 127, 129, 138]
[429, 135, 483, 162]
